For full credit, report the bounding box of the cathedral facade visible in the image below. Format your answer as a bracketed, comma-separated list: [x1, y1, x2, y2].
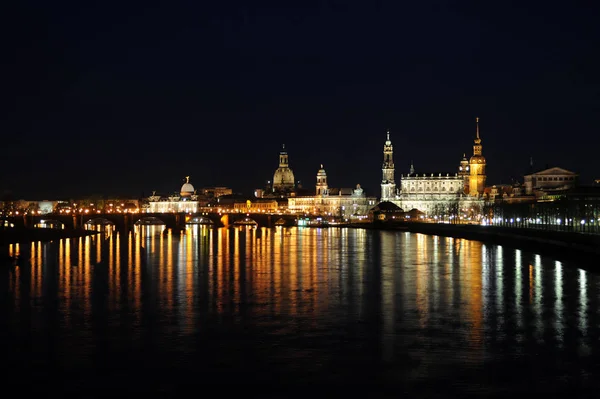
[380, 119, 486, 217]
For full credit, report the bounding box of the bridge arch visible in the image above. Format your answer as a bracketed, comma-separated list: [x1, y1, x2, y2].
[233, 217, 258, 226]
[187, 216, 214, 225]
[84, 217, 115, 226]
[135, 216, 167, 225]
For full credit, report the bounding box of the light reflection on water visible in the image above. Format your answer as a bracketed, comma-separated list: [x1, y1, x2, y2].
[2, 226, 600, 394]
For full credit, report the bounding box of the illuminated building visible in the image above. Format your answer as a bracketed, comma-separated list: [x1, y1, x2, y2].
[380, 130, 396, 201]
[287, 164, 377, 219]
[524, 167, 578, 196]
[145, 176, 201, 213]
[469, 117, 486, 196]
[271, 144, 295, 194]
[233, 199, 279, 213]
[379, 119, 485, 215]
[2, 200, 57, 214]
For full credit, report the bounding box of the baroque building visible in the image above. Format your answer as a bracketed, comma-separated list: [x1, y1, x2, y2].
[144, 176, 202, 213]
[380, 119, 486, 216]
[287, 164, 377, 219]
[271, 144, 295, 194]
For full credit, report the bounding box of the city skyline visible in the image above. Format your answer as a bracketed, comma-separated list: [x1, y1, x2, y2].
[5, 1, 600, 198]
[5, 3, 600, 396]
[0, 118, 594, 199]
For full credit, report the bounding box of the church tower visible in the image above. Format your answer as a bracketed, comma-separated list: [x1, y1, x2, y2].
[316, 164, 328, 196]
[469, 118, 486, 196]
[381, 130, 396, 201]
[458, 153, 470, 194]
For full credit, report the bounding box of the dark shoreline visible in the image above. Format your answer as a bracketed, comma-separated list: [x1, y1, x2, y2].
[0, 227, 99, 246]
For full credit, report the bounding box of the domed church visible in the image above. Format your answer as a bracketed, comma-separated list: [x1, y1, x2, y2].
[271, 144, 295, 194]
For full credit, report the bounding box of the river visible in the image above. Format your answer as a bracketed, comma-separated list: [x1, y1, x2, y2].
[2, 225, 599, 396]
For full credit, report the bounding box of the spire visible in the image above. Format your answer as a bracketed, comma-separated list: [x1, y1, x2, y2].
[282, 144, 285, 150]
[384, 129, 392, 146]
[529, 156, 534, 172]
[473, 117, 482, 146]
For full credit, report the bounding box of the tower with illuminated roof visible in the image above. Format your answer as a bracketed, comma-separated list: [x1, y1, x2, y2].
[316, 164, 328, 196]
[468, 118, 486, 196]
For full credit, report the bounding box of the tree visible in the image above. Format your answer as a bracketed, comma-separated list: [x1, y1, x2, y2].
[482, 201, 494, 224]
[447, 200, 460, 224]
[1, 191, 14, 214]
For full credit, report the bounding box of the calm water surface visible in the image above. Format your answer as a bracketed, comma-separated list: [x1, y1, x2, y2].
[2, 226, 600, 396]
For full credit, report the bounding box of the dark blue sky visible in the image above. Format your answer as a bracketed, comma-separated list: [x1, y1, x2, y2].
[4, 0, 600, 198]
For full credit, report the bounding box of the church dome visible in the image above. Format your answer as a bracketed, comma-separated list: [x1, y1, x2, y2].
[180, 176, 195, 197]
[273, 167, 295, 190]
[272, 145, 295, 192]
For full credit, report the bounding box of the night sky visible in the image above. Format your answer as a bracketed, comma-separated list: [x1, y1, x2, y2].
[5, 1, 600, 199]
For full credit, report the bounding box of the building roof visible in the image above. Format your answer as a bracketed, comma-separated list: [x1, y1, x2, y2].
[402, 172, 459, 178]
[180, 183, 195, 193]
[371, 201, 403, 212]
[524, 167, 578, 177]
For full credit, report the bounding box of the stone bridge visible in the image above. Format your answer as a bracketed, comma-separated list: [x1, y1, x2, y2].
[186, 212, 297, 228]
[4, 212, 298, 231]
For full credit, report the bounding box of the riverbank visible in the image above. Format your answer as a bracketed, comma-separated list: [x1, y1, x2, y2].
[0, 227, 99, 246]
[399, 222, 600, 258]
